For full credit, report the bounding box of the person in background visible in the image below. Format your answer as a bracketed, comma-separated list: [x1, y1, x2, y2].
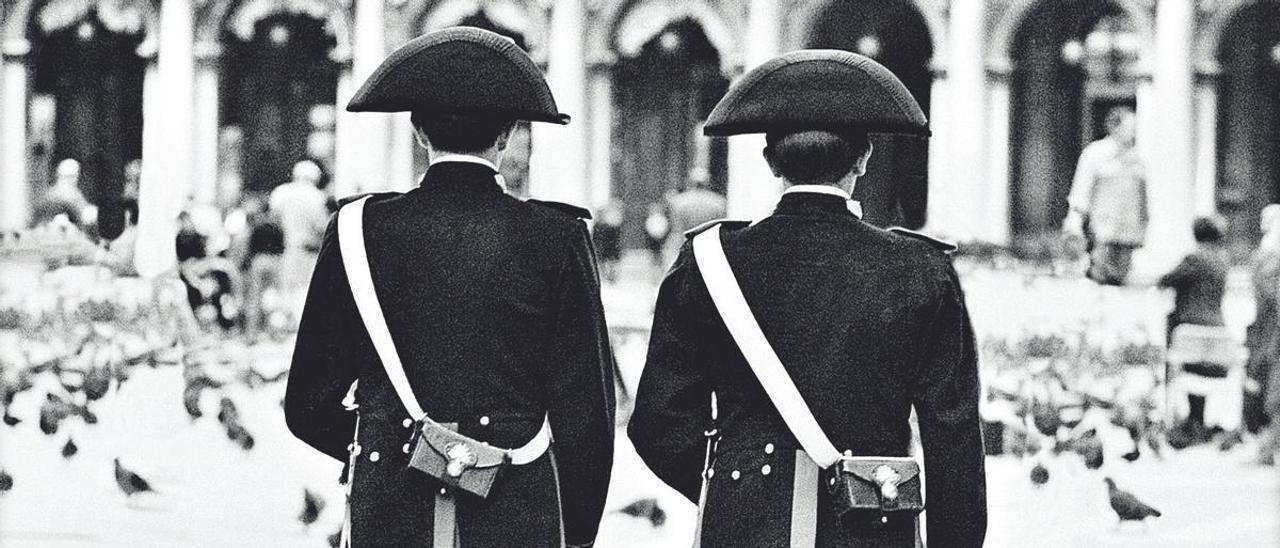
[593, 203, 623, 283]
[239, 199, 285, 340]
[643, 202, 670, 270]
[662, 171, 727, 267]
[1063, 107, 1148, 286]
[269, 160, 330, 291]
[1159, 216, 1230, 446]
[1247, 205, 1280, 459]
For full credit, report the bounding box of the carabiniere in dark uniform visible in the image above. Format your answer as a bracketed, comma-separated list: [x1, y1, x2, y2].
[628, 51, 987, 547]
[285, 27, 615, 548]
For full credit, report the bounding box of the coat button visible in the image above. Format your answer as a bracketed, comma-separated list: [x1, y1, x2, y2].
[440, 487, 448, 495]
[764, 443, 775, 455]
[761, 464, 772, 476]
[369, 451, 380, 462]
[403, 418, 413, 428]
[707, 468, 715, 479]
[881, 516, 889, 524]
[402, 443, 411, 454]
[353, 444, 362, 456]
[843, 450, 853, 457]
[731, 470, 741, 481]
[479, 416, 491, 426]
[347, 443, 354, 452]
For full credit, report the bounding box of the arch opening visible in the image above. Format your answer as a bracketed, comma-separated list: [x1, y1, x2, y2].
[1008, 0, 1140, 238]
[610, 18, 729, 249]
[1215, 1, 1280, 258]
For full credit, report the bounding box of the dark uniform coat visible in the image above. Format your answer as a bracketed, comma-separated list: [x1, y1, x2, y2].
[628, 191, 987, 547]
[285, 162, 616, 547]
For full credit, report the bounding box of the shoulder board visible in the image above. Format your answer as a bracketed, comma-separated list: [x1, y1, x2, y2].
[337, 191, 399, 207]
[684, 219, 751, 239]
[527, 199, 592, 220]
[888, 227, 958, 254]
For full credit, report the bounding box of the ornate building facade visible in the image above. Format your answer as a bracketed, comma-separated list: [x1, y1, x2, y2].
[1, 0, 1278, 271]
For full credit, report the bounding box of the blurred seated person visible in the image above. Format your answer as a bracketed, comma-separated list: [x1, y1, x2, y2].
[31, 159, 93, 228]
[1159, 216, 1230, 445]
[176, 211, 236, 330]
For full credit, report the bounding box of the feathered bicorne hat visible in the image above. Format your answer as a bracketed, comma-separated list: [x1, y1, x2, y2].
[704, 50, 928, 137]
[346, 26, 570, 124]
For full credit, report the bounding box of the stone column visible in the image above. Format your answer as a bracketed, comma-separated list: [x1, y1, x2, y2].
[985, 68, 1013, 245]
[529, 0, 589, 206]
[136, 0, 195, 277]
[1, 40, 30, 231]
[335, 0, 389, 196]
[1193, 72, 1218, 216]
[192, 43, 221, 206]
[1139, 0, 1196, 277]
[937, 0, 995, 241]
[725, 0, 782, 220]
[587, 63, 614, 210]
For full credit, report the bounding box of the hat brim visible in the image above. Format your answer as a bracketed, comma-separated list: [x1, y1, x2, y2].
[704, 50, 929, 137]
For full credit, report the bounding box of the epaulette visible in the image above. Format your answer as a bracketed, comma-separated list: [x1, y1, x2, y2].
[337, 191, 399, 207]
[527, 199, 592, 220]
[684, 219, 751, 239]
[888, 227, 957, 254]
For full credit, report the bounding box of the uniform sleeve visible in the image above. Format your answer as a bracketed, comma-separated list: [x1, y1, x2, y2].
[545, 222, 617, 547]
[912, 262, 987, 547]
[284, 214, 361, 462]
[627, 243, 714, 503]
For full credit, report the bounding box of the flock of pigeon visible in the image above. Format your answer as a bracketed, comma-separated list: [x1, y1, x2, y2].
[985, 363, 1167, 527]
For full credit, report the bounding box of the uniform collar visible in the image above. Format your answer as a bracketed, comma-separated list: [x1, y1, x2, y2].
[778, 185, 862, 217]
[424, 154, 507, 192]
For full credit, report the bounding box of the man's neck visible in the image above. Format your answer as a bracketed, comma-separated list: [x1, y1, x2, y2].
[428, 148, 501, 168]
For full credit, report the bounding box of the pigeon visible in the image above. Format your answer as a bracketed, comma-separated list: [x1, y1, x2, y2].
[114, 458, 156, 497]
[617, 497, 667, 528]
[217, 397, 240, 427]
[226, 422, 256, 451]
[299, 488, 325, 526]
[1030, 462, 1049, 486]
[39, 394, 71, 435]
[2, 410, 19, 426]
[1105, 477, 1161, 524]
[83, 366, 112, 402]
[182, 376, 221, 420]
[328, 529, 343, 548]
[1121, 447, 1140, 462]
[0, 469, 12, 492]
[61, 438, 78, 459]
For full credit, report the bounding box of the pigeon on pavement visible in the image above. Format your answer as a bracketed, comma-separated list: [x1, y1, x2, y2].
[618, 498, 667, 528]
[1105, 477, 1162, 524]
[1030, 462, 1049, 486]
[0, 469, 11, 492]
[114, 458, 156, 497]
[299, 488, 325, 526]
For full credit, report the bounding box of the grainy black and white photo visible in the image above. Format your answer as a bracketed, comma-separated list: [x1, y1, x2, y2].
[0, 0, 1278, 546]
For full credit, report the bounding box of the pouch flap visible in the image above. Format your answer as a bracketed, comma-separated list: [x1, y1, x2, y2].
[419, 419, 510, 469]
[837, 457, 921, 485]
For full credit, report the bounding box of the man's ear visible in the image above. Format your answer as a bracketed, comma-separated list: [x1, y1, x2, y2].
[494, 123, 517, 152]
[852, 141, 874, 176]
[763, 145, 782, 177]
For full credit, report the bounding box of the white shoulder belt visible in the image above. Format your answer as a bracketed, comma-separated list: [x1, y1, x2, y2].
[337, 197, 550, 465]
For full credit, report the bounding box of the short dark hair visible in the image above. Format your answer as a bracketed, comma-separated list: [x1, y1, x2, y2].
[411, 111, 516, 154]
[1193, 216, 1225, 243]
[764, 131, 871, 185]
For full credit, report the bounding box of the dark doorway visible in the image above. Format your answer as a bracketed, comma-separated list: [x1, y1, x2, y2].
[220, 14, 338, 193]
[30, 11, 145, 207]
[1008, 0, 1138, 238]
[805, 0, 932, 229]
[1216, 3, 1280, 259]
[611, 19, 729, 248]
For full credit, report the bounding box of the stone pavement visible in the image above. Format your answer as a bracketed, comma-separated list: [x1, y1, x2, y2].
[1, 256, 1278, 547]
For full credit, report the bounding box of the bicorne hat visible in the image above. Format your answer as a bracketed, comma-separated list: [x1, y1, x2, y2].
[346, 27, 570, 124]
[704, 50, 928, 137]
